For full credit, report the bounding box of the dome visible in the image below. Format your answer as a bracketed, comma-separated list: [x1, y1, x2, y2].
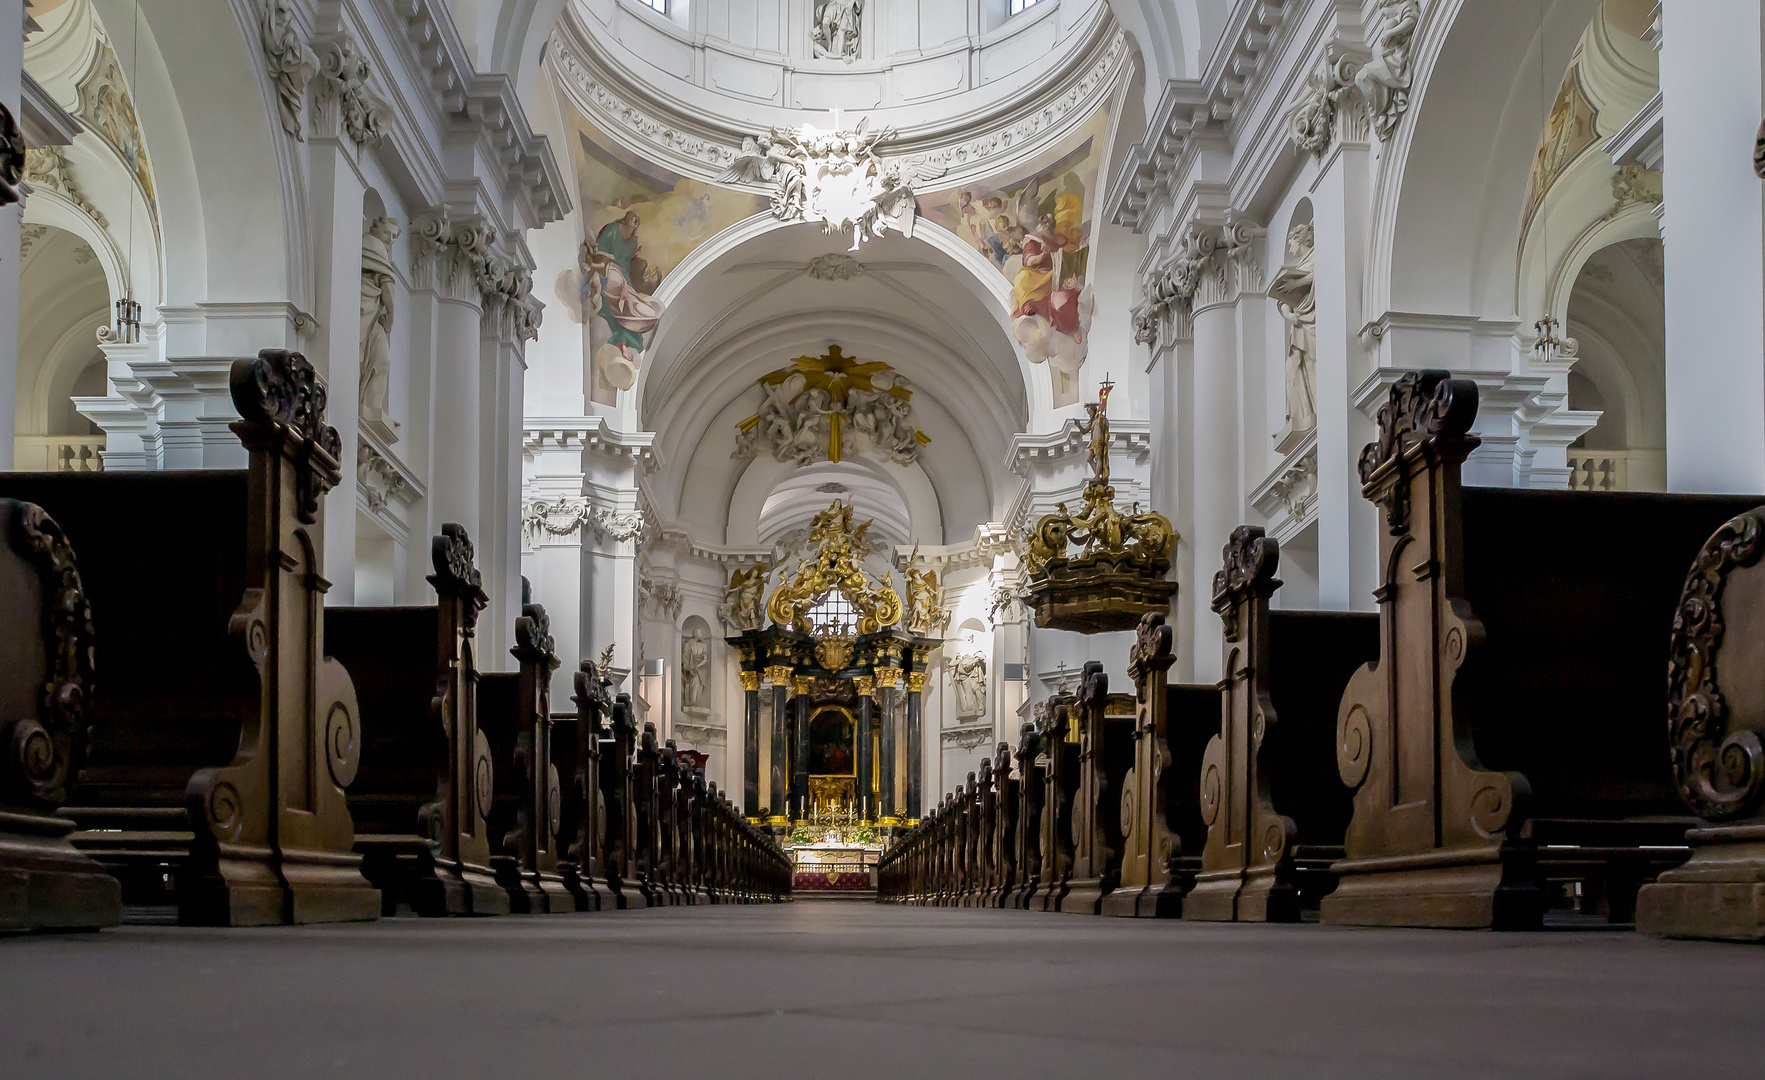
[558, 0, 1121, 148]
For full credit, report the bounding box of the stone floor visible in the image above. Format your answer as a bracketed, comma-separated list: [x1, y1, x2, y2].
[3, 903, 1762, 1079]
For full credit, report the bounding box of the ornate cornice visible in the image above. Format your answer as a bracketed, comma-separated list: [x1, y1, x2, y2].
[312, 32, 385, 148]
[547, 9, 1130, 195]
[1138, 213, 1264, 350]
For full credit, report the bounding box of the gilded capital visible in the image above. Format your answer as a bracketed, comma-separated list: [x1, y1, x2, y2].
[853, 675, 875, 697]
[906, 671, 928, 693]
[875, 666, 903, 689]
[738, 671, 762, 692]
[791, 676, 814, 698]
[764, 664, 794, 685]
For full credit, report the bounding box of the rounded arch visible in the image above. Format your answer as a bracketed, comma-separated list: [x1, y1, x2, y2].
[634, 213, 1038, 422]
[1369, 0, 1604, 320]
[132, 0, 301, 313]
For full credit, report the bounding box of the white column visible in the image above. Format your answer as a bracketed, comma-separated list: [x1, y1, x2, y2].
[1659, 0, 1765, 494]
[306, 140, 368, 603]
[1309, 140, 1377, 610]
[1188, 295, 1238, 685]
[0, 0, 19, 470]
[413, 217, 485, 613]
[477, 325, 523, 666]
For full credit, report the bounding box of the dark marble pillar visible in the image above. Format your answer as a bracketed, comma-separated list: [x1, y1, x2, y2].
[878, 668, 901, 825]
[906, 671, 925, 822]
[791, 677, 811, 824]
[741, 671, 760, 819]
[856, 677, 875, 824]
[765, 665, 792, 825]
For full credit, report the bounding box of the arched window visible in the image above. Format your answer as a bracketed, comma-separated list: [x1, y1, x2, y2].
[807, 591, 859, 638]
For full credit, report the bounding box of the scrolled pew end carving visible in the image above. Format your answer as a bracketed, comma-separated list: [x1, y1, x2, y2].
[1639, 505, 1765, 941]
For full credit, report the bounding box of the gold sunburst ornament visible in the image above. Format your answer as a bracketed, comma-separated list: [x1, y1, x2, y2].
[735, 345, 930, 465]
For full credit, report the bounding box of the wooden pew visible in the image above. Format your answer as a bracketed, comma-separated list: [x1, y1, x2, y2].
[1637, 504, 1765, 941]
[480, 604, 572, 914]
[598, 694, 644, 908]
[1038, 694, 1080, 912]
[562, 660, 615, 910]
[987, 743, 1017, 907]
[1013, 722, 1045, 910]
[1183, 527, 1378, 922]
[5, 349, 379, 926]
[0, 499, 123, 930]
[1103, 615, 1217, 918]
[325, 526, 507, 917]
[1326, 370, 1760, 929]
[1062, 663, 1135, 915]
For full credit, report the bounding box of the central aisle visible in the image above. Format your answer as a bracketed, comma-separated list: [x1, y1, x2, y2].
[3, 905, 1758, 1078]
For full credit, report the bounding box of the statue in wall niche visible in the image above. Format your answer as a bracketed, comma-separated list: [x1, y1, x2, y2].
[952, 652, 987, 720]
[681, 628, 711, 711]
[359, 215, 401, 443]
[812, 0, 863, 62]
[1267, 222, 1317, 453]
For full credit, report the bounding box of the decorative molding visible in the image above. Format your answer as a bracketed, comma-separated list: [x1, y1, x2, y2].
[74, 39, 155, 215]
[732, 345, 927, 466]
[356, 439, 406, 513]
[718, 122, 945, 247]
[521, 497, 647, 547]
[548, 13, 1128, 194]
[941, 723, 993, 752]
[1249, 432, 1319, 546]
[639, 574, 683, 622]
[23, 147, 103, 226]
[1356, 0, 1421, 142]
[258, 0, 317, 141]
[806, 252, 864, 281]
[313, 33, 385, 148]
[1138, 214, 1263, 349]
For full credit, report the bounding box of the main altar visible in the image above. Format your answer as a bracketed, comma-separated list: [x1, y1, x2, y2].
[726, 501, 941, 843]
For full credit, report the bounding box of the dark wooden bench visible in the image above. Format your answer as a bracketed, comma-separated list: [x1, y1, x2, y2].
[0, 498, 123, 930]
[1636, 504, 1765, 941]
[1012, 722, 1045, 909]
[1035, 693, 1079, 911]
[1062, 663, 1135, 915]
[1327, 370, 1761, 929]
[1184, 527, 1379, 922]
[324, 526, 506, 917]
[480, 604, 571, 914]
[2, 350, 378, 926]
[1104, 614, 1218, 918]
[557, 658, 615, 911]
[597, 693, 645, 908]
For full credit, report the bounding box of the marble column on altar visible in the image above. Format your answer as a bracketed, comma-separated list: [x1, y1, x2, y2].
[791, 675, 812, 824]
[855, 676, 876, 825]
[765, 665, 792, 826]
[906, 670, 926, 821]
[877, 667, 902, 826]
[740, 671, 761, 818]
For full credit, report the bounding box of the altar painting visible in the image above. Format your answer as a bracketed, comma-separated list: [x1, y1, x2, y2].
[916, 106, 1111, 407]
[555, 110, 767, 404]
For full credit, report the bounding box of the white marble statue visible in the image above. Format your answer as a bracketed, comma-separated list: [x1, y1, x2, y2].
[359, 215, 401, 443]
[952, 652, 987, 719]
[682, 627, 710, 710]
[1267, 221, 1317, 451]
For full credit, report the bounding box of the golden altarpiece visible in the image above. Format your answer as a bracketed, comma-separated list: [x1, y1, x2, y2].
[727, 503, 941, 854]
